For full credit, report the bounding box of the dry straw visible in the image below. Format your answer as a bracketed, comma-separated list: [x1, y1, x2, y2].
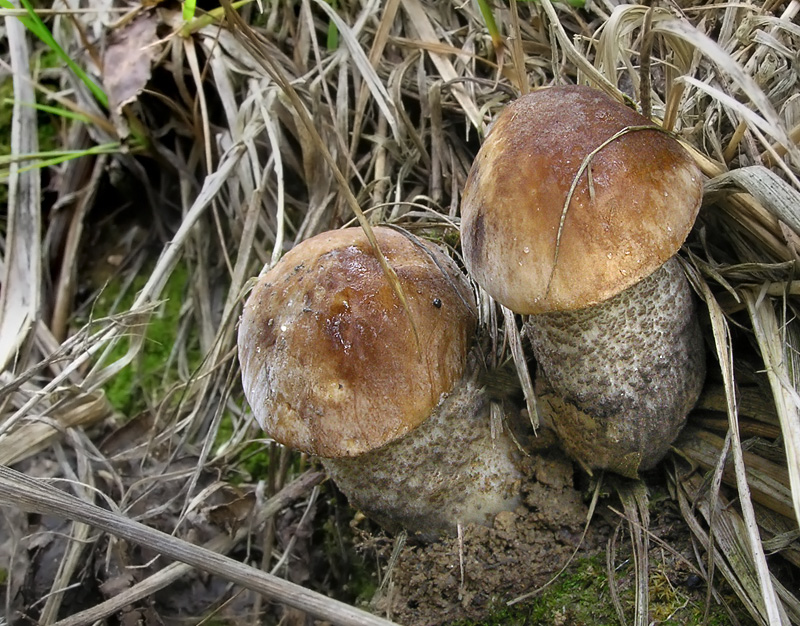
[1, 0, 799, 623]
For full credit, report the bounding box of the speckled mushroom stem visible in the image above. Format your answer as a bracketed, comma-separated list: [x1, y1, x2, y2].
[525, 258, 705, 478]
[323, 365, 526, 541]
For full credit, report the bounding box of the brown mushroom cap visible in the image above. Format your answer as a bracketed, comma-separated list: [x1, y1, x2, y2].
[237, 227, 477, 458]
[461, 85, 703, 314]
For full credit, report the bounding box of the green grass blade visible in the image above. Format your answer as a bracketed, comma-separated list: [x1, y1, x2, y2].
[3, 98, 92, 123]
[182, 0, 197, 21]
[325, 0, 339, 50]
[0, 142, 122, 177]
[0, 0, 42, 36]
[475, 0, 503, 52]
[1, 0, 109, 109]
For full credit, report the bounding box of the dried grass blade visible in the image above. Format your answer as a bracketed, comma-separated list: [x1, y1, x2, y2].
[184, 38, 213, 173]
[698, 284, 789, 625]
[678, 427, 796, 521]
[401, 0, 483, 130]
[52, 471, 325, 626]
[0, 465, 398, 626]
[705, 166, 800, 236]
[596, 5, 646, 92]
[39, 459, 96, 624]
[500, 306, 538, 431]
[680, 75, 794, 164]
[675, 470, 775, 625]
[606, 517, 628, 626]
[49, 152, 105, 343]
[258, 90, 288, 267]
[0, 391, 108, 466]
[221, 9, 418, 347]
[39, 520, 93, 621]
[508, 0, 528, 96]
[84, 143, 245, 390]
[309, 0, 398, 140]
[130, 144, 246, 310]
[537, 0, 619, 100]
[204, 41, 243, 142]
[777, 583, 800, 625]
[350, 0, 401, 153]
[613, 479, 650, 626]
[0, 12, 41, 373]
[595, 6, 694, 99]
[745, 292, 800, 528]
[653, 18, 800, 168]
[0, 142, 246, 423]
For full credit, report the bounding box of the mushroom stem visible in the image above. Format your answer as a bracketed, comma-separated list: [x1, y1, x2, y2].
[526, 258, 705, 477]
[323, 359, 525, 541]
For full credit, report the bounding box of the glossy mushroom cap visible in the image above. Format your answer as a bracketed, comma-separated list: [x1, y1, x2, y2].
[460, 85, 703, 314]
[237, 227, 477, 458]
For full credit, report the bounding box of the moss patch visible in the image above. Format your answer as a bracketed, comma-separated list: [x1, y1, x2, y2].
[96, 263, 201, 416]
[214, 413, 275, 481]
[451, 553, 744, 626]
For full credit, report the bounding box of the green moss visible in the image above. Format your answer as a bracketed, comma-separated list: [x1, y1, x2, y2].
[37, 47, 62, 70]
[0, 79, 14, 210]
[0, 80, 12, 143]
[214, 413, 276, 482]
[452, 554, 743, 626]
[348, 558, 378, 604]
[99, 264, 201, 416]
[235, 442, 274, 480]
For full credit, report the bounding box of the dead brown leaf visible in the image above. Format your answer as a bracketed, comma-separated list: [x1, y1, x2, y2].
[103, 13, 161, 121]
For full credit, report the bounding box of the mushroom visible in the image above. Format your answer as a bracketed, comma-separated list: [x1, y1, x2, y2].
[238, 226, 525, 539]
[460, 85, 706, 477]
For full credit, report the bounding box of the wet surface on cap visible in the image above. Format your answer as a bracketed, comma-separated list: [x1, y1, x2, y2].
[461, 85, 703, 314]
[238, 227, 477, 457]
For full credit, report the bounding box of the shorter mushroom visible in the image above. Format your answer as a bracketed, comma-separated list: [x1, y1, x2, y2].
[460, 85, 706, 477]
[238, 227, 525, 539]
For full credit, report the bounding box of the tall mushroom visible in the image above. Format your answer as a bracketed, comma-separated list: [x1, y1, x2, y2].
[460, 85, 705, 477]
[238, 226, 525, 539]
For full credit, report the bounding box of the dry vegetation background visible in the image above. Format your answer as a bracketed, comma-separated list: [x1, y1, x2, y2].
[0, 0, 799, 624]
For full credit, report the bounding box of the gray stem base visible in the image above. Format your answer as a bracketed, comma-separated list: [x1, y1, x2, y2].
[525, 258, 705, 477]
[322, 369, 525, 541]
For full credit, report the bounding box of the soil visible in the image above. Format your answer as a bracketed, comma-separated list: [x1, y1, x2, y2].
[369, 445, 609, 625]
[348, 440, 754, 626]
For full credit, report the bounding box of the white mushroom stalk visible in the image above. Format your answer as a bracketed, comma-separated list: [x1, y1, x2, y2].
[460, 85, 706, 477]
[238, 227, 525, 539]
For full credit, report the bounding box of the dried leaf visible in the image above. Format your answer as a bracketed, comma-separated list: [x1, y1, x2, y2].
[103, 13, 160, 115]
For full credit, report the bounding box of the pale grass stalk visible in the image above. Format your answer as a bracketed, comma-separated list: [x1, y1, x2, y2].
[257, 89, 288, 267]
[699, 282, 789, 625]
[0, 392, 108, 466]
[501, 305, 538, 432]
[745, 294, 800, 528]
[538, 0, 619, 100]
[0, 143, 244, 439]
[0, 5, 41, 373]
[49, 471, 323, 626]
[654, 19, 800, 168]
[309, 0, 398, 140]
[0, 465, 398, 626]
[401, 0, 483, 130]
